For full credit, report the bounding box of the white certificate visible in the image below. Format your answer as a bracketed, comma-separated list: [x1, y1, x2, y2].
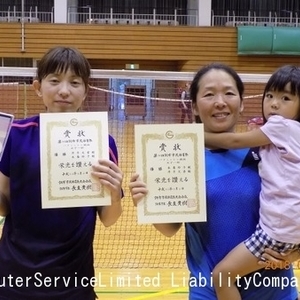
[40, 111, 110, 209]
[0, 112, 14, 161]
[135, 124, 206, 224]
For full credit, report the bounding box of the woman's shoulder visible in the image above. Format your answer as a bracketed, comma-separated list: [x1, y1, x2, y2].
[12, 115, 39, 128]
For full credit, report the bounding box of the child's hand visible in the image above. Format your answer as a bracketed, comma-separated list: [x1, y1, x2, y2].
[258, 248, 299, 269]
[129, 174, 148, 206]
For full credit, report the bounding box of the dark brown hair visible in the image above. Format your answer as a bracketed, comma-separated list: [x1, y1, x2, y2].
[36, 47, 91, 91]
[190, 63, 244, 123]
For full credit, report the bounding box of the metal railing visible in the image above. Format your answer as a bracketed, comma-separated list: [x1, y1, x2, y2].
[0, 7, 299, 28]
[212, 10, 300, 27]
[0, 6, 53, 23]
[68, 8, 198, 26]
[0, 6, 197, 26]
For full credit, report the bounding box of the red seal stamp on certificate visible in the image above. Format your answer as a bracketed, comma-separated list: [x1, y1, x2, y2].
[91, 183, 100, 192]
[187, 199, 196, 208]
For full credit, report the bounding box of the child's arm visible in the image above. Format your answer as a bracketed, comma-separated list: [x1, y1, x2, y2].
[205, 128, 271, 149]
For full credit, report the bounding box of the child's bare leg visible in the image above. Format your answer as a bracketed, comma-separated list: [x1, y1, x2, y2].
[212, 242, 263, 300]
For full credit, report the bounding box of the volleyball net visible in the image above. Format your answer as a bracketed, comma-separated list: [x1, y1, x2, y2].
[0, 67, 269, 269]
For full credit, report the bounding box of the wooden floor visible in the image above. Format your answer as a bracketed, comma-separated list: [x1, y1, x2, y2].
[95, 268, 300, 299]
[94, 268, 189, 299]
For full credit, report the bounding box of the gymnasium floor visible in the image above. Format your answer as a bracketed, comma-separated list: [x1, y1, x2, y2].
[94, 268, 189, 299]
[95, 268, 300, 299]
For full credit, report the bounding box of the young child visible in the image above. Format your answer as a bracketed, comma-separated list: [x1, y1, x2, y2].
[205, 65, 300, 300]
[0, 47, 123, 299]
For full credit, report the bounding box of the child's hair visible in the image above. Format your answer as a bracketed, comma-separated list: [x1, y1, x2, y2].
[36, 47, 91, 90]
[262, 65, 300, 123]
[190, 63, 244, 123]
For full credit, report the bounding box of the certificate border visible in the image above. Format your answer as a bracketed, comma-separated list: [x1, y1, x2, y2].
[141, 132, 201, 216]
[135, 123, 207, 224]
[40, 111, 110, 209]
[46, 120, 105, 201]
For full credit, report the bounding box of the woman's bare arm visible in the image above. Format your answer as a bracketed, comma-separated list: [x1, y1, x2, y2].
[130, 174, 182, 237]
[0, 172, 10, 216]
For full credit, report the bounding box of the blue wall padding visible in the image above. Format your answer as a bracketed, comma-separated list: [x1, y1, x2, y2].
[237, 26, 300, 56]
[237, 26, 273, 55]
[272, 27, 300, 55]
